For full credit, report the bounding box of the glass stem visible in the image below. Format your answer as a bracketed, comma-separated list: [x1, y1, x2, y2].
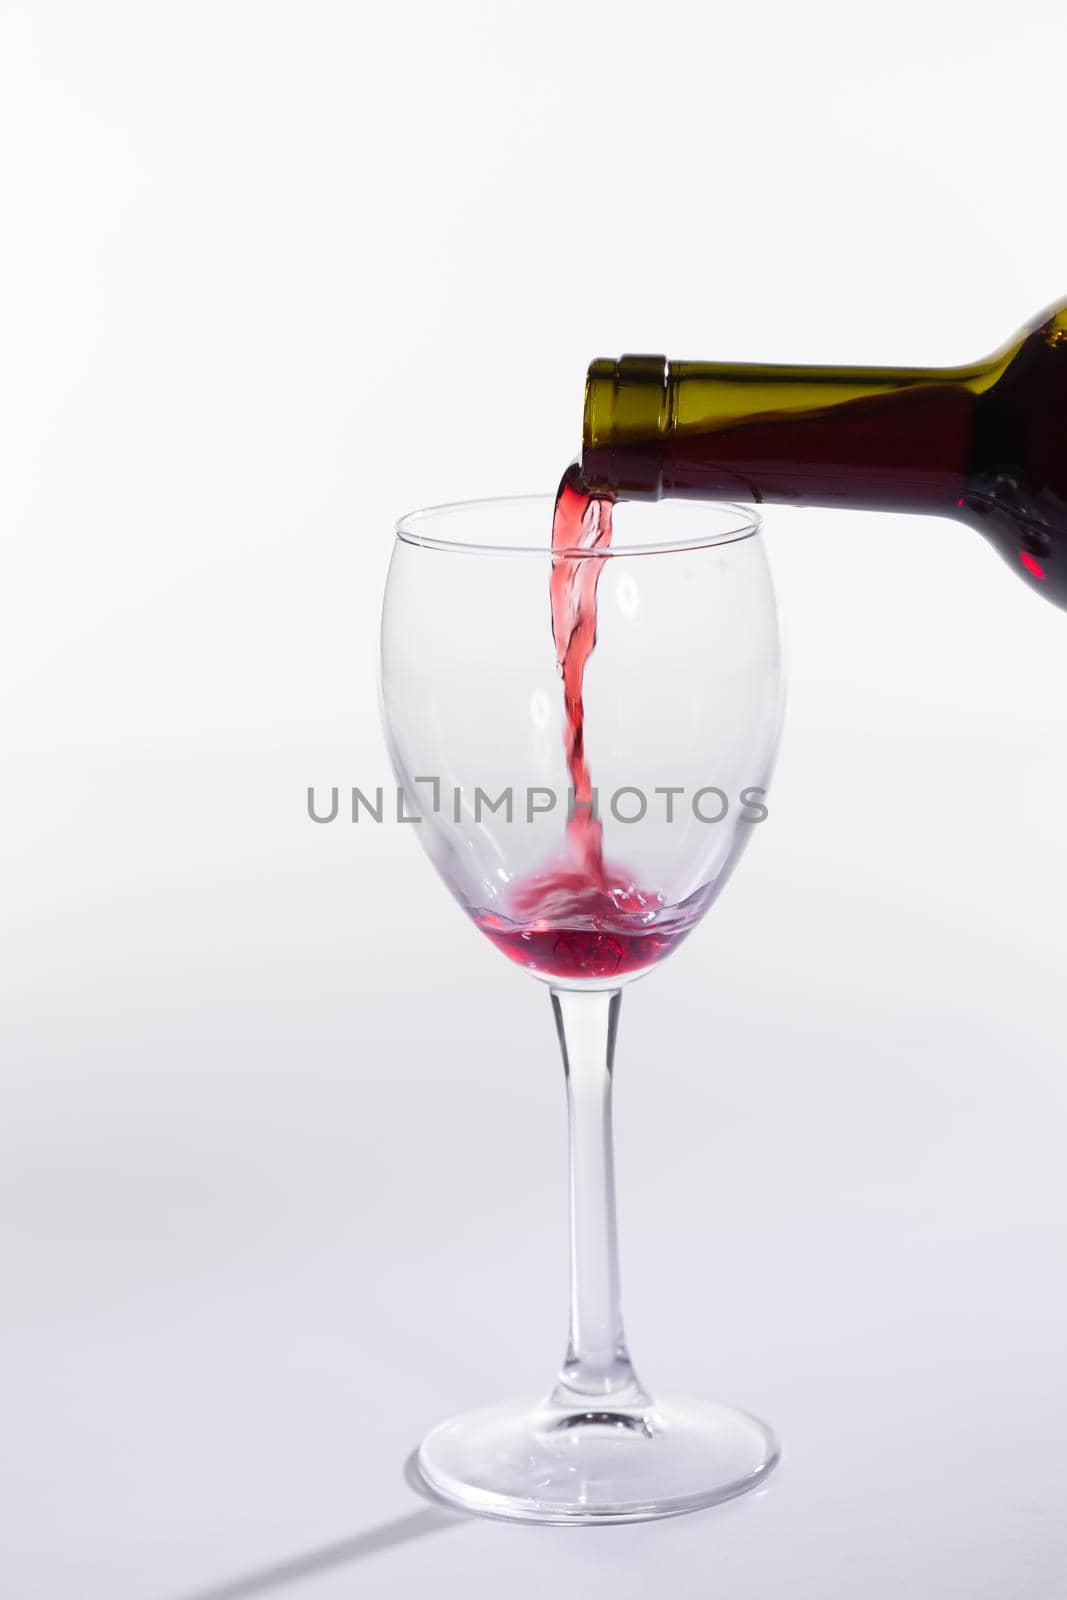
[549, 987, 649, 1410]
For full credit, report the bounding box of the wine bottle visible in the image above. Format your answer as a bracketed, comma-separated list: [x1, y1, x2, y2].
[580, 300, 1067, 607]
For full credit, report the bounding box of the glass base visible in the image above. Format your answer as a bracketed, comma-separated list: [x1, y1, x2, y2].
[417, 1391, 779, 1525]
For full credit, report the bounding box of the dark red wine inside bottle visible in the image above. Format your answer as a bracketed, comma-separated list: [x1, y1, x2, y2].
[580, 299, 1067, 608]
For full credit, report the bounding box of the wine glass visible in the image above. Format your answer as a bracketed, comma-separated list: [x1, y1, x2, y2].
[380, 491, 784, 1523]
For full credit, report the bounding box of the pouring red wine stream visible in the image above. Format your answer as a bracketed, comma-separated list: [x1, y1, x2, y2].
[475, 466, 697, 982]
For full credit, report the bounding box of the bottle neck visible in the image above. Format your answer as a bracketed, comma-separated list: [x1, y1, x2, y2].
[582, 354, 989, 515]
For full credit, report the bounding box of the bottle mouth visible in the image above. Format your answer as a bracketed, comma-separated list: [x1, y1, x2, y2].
[581, 355, 671, 499]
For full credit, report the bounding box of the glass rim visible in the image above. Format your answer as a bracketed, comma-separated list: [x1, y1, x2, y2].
[394, 493, 762, 557]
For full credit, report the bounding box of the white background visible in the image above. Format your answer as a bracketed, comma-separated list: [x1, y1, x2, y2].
[3, 2, 1067, 1595]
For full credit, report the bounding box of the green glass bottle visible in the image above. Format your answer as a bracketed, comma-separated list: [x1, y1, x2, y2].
[581, 299, 1067, 607]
